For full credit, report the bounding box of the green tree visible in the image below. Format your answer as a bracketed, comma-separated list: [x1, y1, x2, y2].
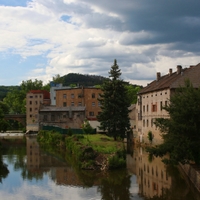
[125, 85, 141, 104]
[97, 59, 131, 140]
[147, 80, 200, 165]
[3, 79, 46, 114]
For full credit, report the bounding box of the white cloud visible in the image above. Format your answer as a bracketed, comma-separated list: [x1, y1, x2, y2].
[1, 0, 200, 85]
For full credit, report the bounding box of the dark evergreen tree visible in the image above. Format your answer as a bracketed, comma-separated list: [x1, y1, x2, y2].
[97, 59, 131, 140]
[147, 80, 200, 165]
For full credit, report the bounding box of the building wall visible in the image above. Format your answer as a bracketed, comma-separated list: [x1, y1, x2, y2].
[56, 87, 102, 120]
[26, 92, 44, 131]
[39, 110, 85, 129]
[136, 88, 170, 144]
[134, 148, 171, 198]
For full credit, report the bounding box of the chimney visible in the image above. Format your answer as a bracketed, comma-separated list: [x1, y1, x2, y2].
[177, 65, 182, 74]
[157, 72, 161, 81]
[169, 68, 172, 76]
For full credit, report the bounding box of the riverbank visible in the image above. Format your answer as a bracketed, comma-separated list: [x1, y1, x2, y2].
[37, 130, 126, 171]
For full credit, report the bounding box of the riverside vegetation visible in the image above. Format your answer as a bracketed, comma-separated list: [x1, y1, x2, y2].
[37, 130, 126, 171]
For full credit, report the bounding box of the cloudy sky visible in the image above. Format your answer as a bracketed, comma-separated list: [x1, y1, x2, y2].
[1, 0, 200, 86]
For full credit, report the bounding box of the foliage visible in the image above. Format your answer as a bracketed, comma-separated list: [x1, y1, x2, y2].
[3, 79, 48, 114]
[37, 130, 65, 148]
[0, 101, 9, 118]
[147, 130, 153, 143]
[108, 151, 126, 169]
[125, 84, 141, 104]
[0, 119, 9, 132]
[82, 120, 94, 134]
[0, 86, 19, 101]
[97, 59, 131, 140]
[147, 80, 200, 165]
[61, 73, 109, 86]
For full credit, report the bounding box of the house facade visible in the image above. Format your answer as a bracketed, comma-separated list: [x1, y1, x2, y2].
[39, 105, 85, 129]
[26, 90, 50, 131]
[55, 86, 102, 120]
[136, 63, 200, 144]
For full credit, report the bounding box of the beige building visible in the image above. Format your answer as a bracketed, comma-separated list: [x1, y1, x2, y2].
[26, 90, 50, 132]
[127, 147, 171, 198]
[136, 63, 200, 144]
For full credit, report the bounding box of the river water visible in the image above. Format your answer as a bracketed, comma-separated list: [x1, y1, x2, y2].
[0, 136, 199, 200]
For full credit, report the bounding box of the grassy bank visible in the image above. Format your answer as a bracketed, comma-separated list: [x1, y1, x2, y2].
[37, 130, 126, 170]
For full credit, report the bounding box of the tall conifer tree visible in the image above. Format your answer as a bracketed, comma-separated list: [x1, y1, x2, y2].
[97, 59, 131, 140]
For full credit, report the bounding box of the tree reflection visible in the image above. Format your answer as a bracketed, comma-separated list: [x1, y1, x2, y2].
[0, 150, 9, 183]
[97, 170, 132, 200]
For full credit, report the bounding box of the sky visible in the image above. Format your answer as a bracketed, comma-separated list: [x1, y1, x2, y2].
[1, 0, 200, 86]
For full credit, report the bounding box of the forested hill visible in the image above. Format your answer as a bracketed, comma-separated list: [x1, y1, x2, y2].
[59, 73, 109, 86]
[0, 86, 20, 101]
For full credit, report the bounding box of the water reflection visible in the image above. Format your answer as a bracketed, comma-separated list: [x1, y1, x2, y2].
[0, 136, 199, 200]
[126, 145, 197, 200]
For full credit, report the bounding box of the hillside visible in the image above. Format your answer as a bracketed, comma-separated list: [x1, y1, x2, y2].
[0, 86, 20, 101]
[59, 73, 109, 86]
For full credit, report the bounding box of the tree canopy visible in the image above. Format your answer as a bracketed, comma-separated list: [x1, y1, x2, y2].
[97, 59, 131, 140]
[147, 80, 200, 165]
[3, 79, 49, 114]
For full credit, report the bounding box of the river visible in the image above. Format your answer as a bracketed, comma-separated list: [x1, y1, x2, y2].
[0, 136, 199, 200]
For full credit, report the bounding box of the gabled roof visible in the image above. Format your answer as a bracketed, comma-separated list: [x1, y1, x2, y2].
[139, 63, 200, 95]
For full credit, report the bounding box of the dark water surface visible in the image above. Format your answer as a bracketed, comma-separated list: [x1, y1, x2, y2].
[0, 136, 199, 200]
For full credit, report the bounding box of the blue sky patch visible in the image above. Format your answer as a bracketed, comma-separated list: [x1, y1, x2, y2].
[0, 0, 28, 7]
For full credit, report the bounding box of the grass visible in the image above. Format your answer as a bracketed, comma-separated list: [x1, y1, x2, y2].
[79, 134, 124, 154]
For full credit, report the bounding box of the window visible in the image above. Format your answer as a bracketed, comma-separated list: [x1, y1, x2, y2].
[152, 104, 157, 112]
[160, 101, 163, 110]
[30, 114, 32, 118]
[29, 96, 33, 98]
[147, 119, 149, 127]
[143, 120, 145, 127]
[35, 101, 38, 105]
[30, 101, 32, 105]
[30, 108, 32, 112]
[89, 112, 94, 116]
[92, 93, 95, 98]
[44, 115, 47, 121]
[63, 94, 67, 99]
[35, 108, 38, 111]
[92, 102, 95, 107]
[51, 115, 55, 121]
[71, 102, 74, 106]
[78, 102, 82, 106]
[143, 105, 145, 112]
[98, 101, 101, 107]
[71, 94, 74, 98]
[78, 93, 82, 98]
[35, 95, 38, 98]
[165, 101, 168, 106]
[63, 102, 67, 107]
[147, 105, 149, 112]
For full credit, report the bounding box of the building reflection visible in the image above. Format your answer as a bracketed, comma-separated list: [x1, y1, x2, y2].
[26, 136, 83, 186]
[127, 147, 171, 198]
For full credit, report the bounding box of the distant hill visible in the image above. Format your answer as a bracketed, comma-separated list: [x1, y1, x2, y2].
[59, 73, 109, 86]
[0, 86, 20, 101]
